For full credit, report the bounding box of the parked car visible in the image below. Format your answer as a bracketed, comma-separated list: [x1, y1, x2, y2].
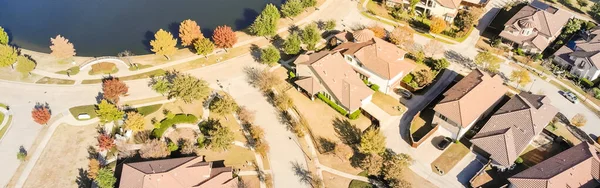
[436, 137, 453, 150]
[562, 91, 578, 104]
[397, 89, 412, 99]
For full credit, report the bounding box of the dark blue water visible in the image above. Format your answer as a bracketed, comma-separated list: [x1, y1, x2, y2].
[0, 0, 282, 56]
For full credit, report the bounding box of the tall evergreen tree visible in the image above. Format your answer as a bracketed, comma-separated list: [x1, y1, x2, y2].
[249, 4, 281, 37]
[281, 0, 304, 18]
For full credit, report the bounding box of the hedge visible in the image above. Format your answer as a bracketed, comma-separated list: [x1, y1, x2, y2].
[317, 93, 348, 115]
[288, 71, 296, 79]
[348, 109, 361, 120]
[581, 78, 594, 88]
[152, 114, 198, 137]
[402, 74, 414, 84]
[369, 84, 380, 91]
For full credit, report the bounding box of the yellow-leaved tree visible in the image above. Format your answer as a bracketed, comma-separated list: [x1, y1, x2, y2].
[429, 17, 447, 34]
[150, 29, 177, 60]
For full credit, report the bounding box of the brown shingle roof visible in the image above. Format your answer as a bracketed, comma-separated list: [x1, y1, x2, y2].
[119, 156, 237, 188]
[509, 142, 600, 188]
[436, 0, 462, 9]
[556, 26, 600, 68]
[295, 76, 321, 96]
[433, 70, 508, 127]
[499, 4, 571, 50]
[471, 92, 558, 167]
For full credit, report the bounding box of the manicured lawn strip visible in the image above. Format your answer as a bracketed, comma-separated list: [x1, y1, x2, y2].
[371, 91, 404, 116]
[152, 114, 198, 137]
[35, 77, 75, 85]
[410, 115, 425, 135]
[88, 67, 119, 75]
[430, 141, 469, 175]
[123, 96, 169, 106]
[128, 64, 153, 71]
[69, 105, 97, 120]
[0, 103, 6, 109]
[55, 66, 81, 75]
[136, 104, 163, 116]
[81, 69, 166, 84]
[348, 171, 373, 188]
[0, 116, 13, 140]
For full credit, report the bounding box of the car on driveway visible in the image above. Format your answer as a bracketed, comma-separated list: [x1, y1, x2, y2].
[436, 137, 453, 150]
[562, 91, 578, 104]
[396, 89, 412, 99]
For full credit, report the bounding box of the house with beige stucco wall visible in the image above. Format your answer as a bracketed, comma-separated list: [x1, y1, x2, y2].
[385, 0, 461, 22]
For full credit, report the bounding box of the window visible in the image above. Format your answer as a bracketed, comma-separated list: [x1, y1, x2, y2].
[345, 55, 352, 62]
[439, 113, 448, 121]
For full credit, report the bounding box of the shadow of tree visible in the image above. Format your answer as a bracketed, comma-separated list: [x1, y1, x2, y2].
[76, 168, 92, 188]
[291, 161, 314, 187]
[333, 118, 362, 147]
[317, 137, 336, 153]
[250, 44, 262, 62]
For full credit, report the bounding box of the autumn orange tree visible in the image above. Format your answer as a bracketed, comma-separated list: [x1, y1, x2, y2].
[50, 35, 76, 59]
[390, 26, 415, 49]
[368, 25, 386, 39]
[179, 19, 204, 47]
[150, 29, 178, 60]
[429, 17, 447, 34]
[212, 25, 237, 51]
[102, 77, 129, 104]
[97, 134, 116, 151]
[31, 104, 51, 125]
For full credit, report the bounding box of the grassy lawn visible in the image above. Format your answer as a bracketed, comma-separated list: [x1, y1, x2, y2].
[371, 92, 405, 116]
[88, 67, 119, 75]
[35, 77, 75, 85]
[136, 104, 163, 116]
[81, 69, 166, 84]
[410, 108, 436, 142]
[209, 112, 247, 143]
[196, 145, 257, 171]
[366, 0, 393, 20]
[0, 116, 12, 140]
[123, 96, 169, 106]
[0, 103, 6, 109]
[55, 66, 80, 75]
[519, 140, 569, 167]
[349, 171, 372, 188]
[430, 141, 470, 175]
[68, 105, 97, 120]
[410, 115, 426, 135]
[128, 64, 153, 71]
[546, 123, 581, 145]
[239, 175, 261, 188]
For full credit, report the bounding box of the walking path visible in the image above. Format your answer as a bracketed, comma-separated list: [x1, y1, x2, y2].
[0, 108, 10, 133]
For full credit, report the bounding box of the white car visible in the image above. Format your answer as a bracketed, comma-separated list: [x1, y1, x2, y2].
[562, 91, 578, 104]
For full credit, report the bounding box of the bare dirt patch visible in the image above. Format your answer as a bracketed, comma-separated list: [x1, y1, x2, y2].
[166, 128, 197, 143]
[322, 171, 352, 188]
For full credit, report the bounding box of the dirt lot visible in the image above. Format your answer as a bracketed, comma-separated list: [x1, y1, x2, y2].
[23, 124, 98, 188]
[323, 171, 352, 188]
[240, 175, 261, 188]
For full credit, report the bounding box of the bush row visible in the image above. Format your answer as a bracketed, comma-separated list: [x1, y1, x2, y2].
[152, 114, 198, 137]
[317, 93, 348, 116]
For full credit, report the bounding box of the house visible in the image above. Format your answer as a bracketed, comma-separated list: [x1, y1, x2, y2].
[470, 92, 558, 170]
[553, 26, 600, 80]
[499, 1, 572, 53]
[384, 0, 461, 22]
[118, 156, 237, 188]
[508, 142, 600, 188]
[294, 50, 375, 114]
[432, 69, 508, 140]
[331, 29, 417, 95]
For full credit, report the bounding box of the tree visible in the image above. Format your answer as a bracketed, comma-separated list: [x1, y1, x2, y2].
[324, 20, 337, 31]
[423, 40, 444, 57]
[0, 27, 8, 45]
[50, 35, 76, 59]
[237, 106, 256, 124]
[592, 3, 600, 18]
[564, 19, 583, 35]
[97, 133, 115, 151]
[208, 123, 234, 151]
[247, 68, 282, 92]
[17, 150, 27, 162]
[359, 128, 386, 155]
[151, 78, 171, 96]
[0, 45, 17, 68]
[409, 0, 419, 15]
[334, 143, 353, 161]
[429, 17, 447, 34]
[193, 38, 215, 57]
[16, 56, 36, 76]
[181, 139, 196, 154]
[273, 93, 293, 110]
[250, 4, 281, 37]
[390, 26, 415, 49]
[150, 29, 178, 60]
[474, 51, 502, 73]
[95, 168, 116, 188]
[87, 159, 100, 179]
[360, 154, 384, 175]
[577, 0, 589, 8]
[260, 46, 281, 66]
[179, 19, 203, 47]
[302, 0, 317, 8]
[301, 23, 320, 50]
[283, 32, 302, 55]
[383, 153, 413, 185]
[431, 58, 450, 70]
[369, 25, 386, 39]
[413, 69, 434, 87]
[140, 139, 170, 159]
[212, 25, 237, 50]
[281, 0, 304, 18]
[32, 105, 51, 125]
[571, 113, 587, 127]
[510, 69, 532, 88]
[455, 8, 483, 31]
[102, 77, 128, 104]
[124, 112, 145, 132]
[210, 94, 238, 115]
[169, 73, 211, 103]
[96, 100, 124, 123]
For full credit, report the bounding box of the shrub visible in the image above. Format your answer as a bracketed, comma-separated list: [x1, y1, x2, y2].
[513, 48, 525, 56]
[167, 141, 179, 151]
[16, 151, 27, 162]
[491, 38, 502, 47]
[288, 71, 296, 79]
[532, 53, 543, 61]
[369, 84, 380, 91]
[317, 93, 348, 115]
[593, 88, 600, 99]
[197, 134, 206, 148]
[139, 139, 170, 159]
[514, 157, 523, 164]
[402, 74, 414, 83]
[348, 109, 361, 120]
[431, 58, 449, 70]
[90, 62, 117, 75]
[152, 114, 198, 137]
[581, 78, 594, 88]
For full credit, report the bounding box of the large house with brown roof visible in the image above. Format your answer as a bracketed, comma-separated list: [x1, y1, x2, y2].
[294, 50, 374, 113]
[331, 29, 417, 95]
[499, 1, 572, 53]
[554, 26, 600, 81]
[433, 69, 508, 140]
[471, 92, 558, 170]
[118, 156, 237, 188]
[508, 142, 600, 188]
[384, 0, 462, 22]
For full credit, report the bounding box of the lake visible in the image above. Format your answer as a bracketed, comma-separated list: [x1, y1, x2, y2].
[0, 0, 283, 56]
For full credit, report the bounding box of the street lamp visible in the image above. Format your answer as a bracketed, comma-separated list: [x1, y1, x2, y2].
[528, 78, 537, 92]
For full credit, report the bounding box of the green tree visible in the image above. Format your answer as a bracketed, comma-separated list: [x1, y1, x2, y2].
[359, 128, 386, 155]
[474, 51, 502, 73]
[0, 44, 17, 68]
[302, 0, 317, 8]
[95, 168, 116, 188]
[324, 20, 337, 31]
[283, 32, 302, 55]
[564, 19, 583, 35]
[208, 123, 234, 151]
[577, 0, 589, 8]
[96, 100, 124, 123]
[16, 56, 36, 76]
[0, 27, 8, 45]
[209, 94, 238, 115]
[432, 58, 450, 70]
[409, 0, 419, 15]
[169, 73, 211, 103]
[193, 38, 215, 58]
[301, 23, 320, 50]
[281, 0, 304, 18]
[592, 3, 600, 18]
[510, 69, 532, 88]
[151, 78, 171, 96]
[250, 4, 281, 37]
[150, 29, 178, 60]
[260, 46, 281, 66]
[413, 69, 434, 87]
